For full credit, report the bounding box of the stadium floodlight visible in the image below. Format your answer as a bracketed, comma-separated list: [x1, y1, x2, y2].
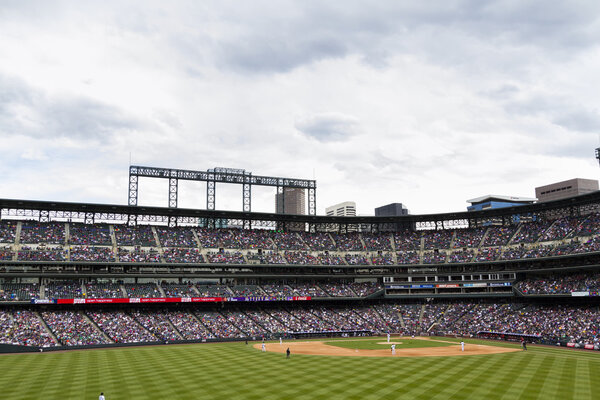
[596, 148, 600, 166]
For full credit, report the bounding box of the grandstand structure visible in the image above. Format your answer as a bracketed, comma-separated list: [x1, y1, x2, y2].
[1, 190, 600, 351]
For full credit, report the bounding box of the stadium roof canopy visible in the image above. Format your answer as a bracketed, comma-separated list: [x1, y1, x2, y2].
[2, 190, 600, 229]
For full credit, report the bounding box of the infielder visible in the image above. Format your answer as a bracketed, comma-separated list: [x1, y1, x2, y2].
[262, 343, 266, 352]
[280, 337, 282, 345]
[460, 341, 465, 352]
[391, 344, 396, 355]
[387, 333, 390, 343]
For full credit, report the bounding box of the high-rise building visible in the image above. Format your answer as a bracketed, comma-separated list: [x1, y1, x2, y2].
[325, 201, 356, 217]
[374, 203, 409, 231]
[326, 201, 357, 232]
[535, 178, 599, 203]
[374, 203, 409, 217]
[275, 188, 306, 215]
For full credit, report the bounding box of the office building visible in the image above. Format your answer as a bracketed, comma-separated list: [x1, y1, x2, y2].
[275, 188, 306, 215]
[535, 178, 599, 203]
[326, 201, 356, 217]
[375, 203, 409, 217]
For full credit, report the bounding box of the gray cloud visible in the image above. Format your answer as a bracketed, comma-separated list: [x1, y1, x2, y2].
[195, 1, 600, 73]
[295, 112, 360, 142]
[504, 95, 600, 133]
[0, 74, 144, 140]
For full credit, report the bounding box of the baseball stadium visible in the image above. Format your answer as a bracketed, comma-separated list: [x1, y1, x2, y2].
[1, 166, 600, 399]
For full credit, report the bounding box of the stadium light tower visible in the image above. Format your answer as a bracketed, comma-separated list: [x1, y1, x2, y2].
[596, 147, 600, 166]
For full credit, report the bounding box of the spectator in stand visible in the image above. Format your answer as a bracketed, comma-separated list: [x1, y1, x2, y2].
[344, 253, 369, 265]
[161, 283, 197, 298]
[166, 311, 214, 339]
[0, 247, 14, 261]
[45, 281, 83, 299]
[0, 221, 17, 244]
[422, 251, 446, 264]
[273, 232, 307, 250]
[423, 230, 453, 250]
[88, 310, 156, 343]
[162, 248, 204, 263]
[20, 222, 65, 244]
[196, 311, 245, 338]
[448, 249, 474, 263]
[0, 283, 39, 301]
[510, 221, 550, 244]
[69, 223, 112, 245]
[156, 227, 197, 248]
[316, 253, 345, 265]
[394, 231, 422, 251]
[117, 248, 161, 263]
[396, 251, 420, 264]
[362, 234, 393, 251]
[517, 273, 600, 295]
[124, 283, 162, 298]
[332, 233, 364, 252]
[483, 226, 519, 247]
[18, 245, 66, 262]
[299, 232, 336, 251]
[540, 216, 581, 242]
[131, 310, 181, 341]
[453, 228, 485, 248]
[42, 311, 108, 346]
[206, 251, 245, 264]
[475, 247, 500, 262]
[284, 251, 318, 265]
[371, 253, 395, 265]
[0, 310, 57, 347]
[114, 225, 156, 246]
[70, 246, 115, 262]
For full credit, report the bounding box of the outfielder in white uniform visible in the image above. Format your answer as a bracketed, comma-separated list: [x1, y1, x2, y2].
[391, 344, 396, 355]
[460, 341, 465, 352]
[262, 343, 266, 352]
[387, 333, 390, 343]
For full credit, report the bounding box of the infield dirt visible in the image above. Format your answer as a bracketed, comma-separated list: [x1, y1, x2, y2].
[254, 337, 520, 357]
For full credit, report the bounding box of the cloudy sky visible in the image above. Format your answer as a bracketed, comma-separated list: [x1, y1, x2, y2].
[1, 1, 600, 216]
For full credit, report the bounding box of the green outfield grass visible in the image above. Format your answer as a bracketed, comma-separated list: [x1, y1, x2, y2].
[323, 337, 454, 350]
[0, 337, 599, 399]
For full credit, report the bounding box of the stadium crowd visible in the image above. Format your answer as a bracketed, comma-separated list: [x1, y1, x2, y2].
[4, 213, 600, 265]
[0, 301, 598, 346]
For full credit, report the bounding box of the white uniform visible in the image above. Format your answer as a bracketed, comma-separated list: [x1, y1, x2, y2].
[280, 337, 282, 345]
[99, 395, 105, 400]
[460, 341, 465, 352]
[387, 333, 390, 343]
[262, 343, 266, 352]
[391, 344, 396, 355]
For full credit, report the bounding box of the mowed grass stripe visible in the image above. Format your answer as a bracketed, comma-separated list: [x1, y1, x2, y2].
[430, 353, 511, 399]
[0, 340, 599, 399]
[402, 355, 483, 399]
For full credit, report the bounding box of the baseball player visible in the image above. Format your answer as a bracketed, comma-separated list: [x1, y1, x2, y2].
[391, 344, 396, 355]
[280, 337, 282, 345]
[387, 333, 391, 343]
[460, 341, 465, 352]
[261, 342, 266, 352]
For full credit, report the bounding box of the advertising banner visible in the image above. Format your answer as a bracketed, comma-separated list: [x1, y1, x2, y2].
[48, 296, 309, 305]
[571, 292, 590, 297]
